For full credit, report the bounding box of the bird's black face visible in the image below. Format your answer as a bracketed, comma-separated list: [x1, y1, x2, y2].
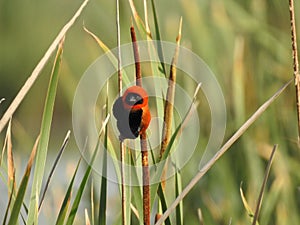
[125, 93, 143, 106]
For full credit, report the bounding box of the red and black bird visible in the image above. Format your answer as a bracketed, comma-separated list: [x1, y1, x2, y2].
[113, 86, 151, 141]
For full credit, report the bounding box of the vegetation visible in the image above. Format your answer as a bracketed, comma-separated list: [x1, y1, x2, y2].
[0, 0, 300, 224]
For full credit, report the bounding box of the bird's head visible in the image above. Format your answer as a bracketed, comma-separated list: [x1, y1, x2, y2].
[122, 86, 149, 110]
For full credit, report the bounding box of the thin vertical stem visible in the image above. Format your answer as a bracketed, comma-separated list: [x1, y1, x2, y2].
[289, 0, 300, 143]
[289, 0, 299, 77]
[117, 0, 122, 94]
[252, 145, 277, 225]
[120, 142, 126, 224]
[116, 0, 126, 224]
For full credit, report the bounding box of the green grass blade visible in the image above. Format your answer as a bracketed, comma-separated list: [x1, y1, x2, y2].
[98, 96, 108, 225]
[66, 115, 110, 225]
[128, 0, 148, 39]
[131, 184, 143, 224]
[150, 0, 166, 75]
[107, 138, 121, 190]
[3, 176, 15, 225]
[55, 158, 81, 225]
[26, 38, 64, 224]
[39, 130, 71, 211]
[175, 170, 183, 225]
[124, 147, 131, 225]
[150, 84, 201, 209]
[65, 151, 97, 225]
[83, 26, 130, 86]
[129, 148, 143, 224]
[7, 136, 39, 225]
[98, 160, 107, 225]
[157, 184, 171, 225]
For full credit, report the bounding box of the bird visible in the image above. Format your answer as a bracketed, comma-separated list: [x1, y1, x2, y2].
[113, 86, 151, 141]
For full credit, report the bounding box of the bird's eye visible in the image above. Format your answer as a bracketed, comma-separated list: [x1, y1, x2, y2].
[125, 93, 143, 105]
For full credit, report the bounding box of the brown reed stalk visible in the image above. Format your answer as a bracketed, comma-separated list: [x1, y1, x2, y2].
[130, 24, 150, 225]
[289, 0, 300, 143]
[159, 18, 182, 160]
[157, 18, 182, 196]
[131, 24, 142, 86]
[141, 132, 150, 225]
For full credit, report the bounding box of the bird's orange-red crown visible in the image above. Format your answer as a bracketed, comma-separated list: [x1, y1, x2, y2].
[122, 86, 149, 110]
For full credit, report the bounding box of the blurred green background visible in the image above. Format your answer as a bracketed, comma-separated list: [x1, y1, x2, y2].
[1, 0, 300, 224]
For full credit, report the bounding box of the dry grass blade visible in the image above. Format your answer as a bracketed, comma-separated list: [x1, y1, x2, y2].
[0, 0, 90, 134]
[130, 203, 140, 220]
[252, 145, 277, 225]
[128, 0, 139, 22]
[0, 123, 8, 165]
[197, 208, 204, 225]
[7, 119, 16, 196]
[155, 79, 292, 225]
[128, 0, 147, 37]
[143, 0, 151, 37]
[85, 209, 91, 225]
[7, 135, 39, 225]
[84, 26, 111, 53]
[116, 1, 126, 223]
[116, 0, 122, 94]
[27, 136, 40, 174]
[288, 0, 300, 143]
[240, 183, 254, 218]
[84, 26, 130, 86]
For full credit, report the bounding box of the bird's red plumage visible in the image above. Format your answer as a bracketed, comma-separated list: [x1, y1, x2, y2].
[113, 86, 151, 140]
